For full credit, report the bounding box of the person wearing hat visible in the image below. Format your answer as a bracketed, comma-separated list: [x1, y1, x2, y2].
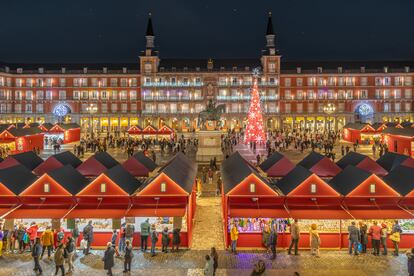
[150, 224, 158, 257]
[380, 223, 388, 255]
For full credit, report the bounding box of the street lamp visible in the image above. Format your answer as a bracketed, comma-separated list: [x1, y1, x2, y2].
[86, 103, 98, 138]
[323, 103, 336, 132]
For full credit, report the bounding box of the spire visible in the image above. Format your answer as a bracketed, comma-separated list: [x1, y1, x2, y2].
[266, 12, 274, 35]
[145, 13, 155, 49]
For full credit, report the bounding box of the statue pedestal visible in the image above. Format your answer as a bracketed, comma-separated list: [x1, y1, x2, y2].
[196, 130, 223, 163]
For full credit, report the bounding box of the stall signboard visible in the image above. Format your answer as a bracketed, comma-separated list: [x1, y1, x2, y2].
[77, 218, 112, 232]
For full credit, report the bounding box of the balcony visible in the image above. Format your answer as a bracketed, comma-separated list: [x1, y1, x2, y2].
[142, 82, 204, 87]
[217, 81, 278, 87]
[216, 96, 278, 101]
[142, 96, 203, 101]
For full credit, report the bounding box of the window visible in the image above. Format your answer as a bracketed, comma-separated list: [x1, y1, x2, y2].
[25, 104, 32, 113]
[285, 103, 291, 113]
[285, 90, 291, 100]
[36, 103, 43, 113]
[395, 102, 401, 112]
[43, 183, 50, 193]
[120, 90, 128, 100]
[121, 103, 127, 113]
[110, 78, 118, 87]
[36, 90, 44, 100]
[130, 90, 137, 100]
[15, 104, 22, 113]
[284, 78, 291, 87]
[81, 91, 88, 99]
[337, 102, 345, 112]
[59, 78, 66, 87]
[100, 183, 106, 193]
[130, 103, 137, 112]
[296, 78, 303, 86]
[369, 184, 376, 194]
[26, 78, 33, 87]
[268, 62, 276, 73]
[15, 79, 23, 87]
[144, 63, 152, 73]
[26, 90, 33, 100]
[405, 76, 412, 86]
[120, 78, 128, 87]
[160, 182, 167, 193]
[59, 90, 66, 100]
[307, 103, 314, 113]
[73, 91, 80, 100]
[296, 103, 303, 113]
[310, 184, 317, 194]
[405, 89, 412, 99]
[101, 91, 108, 100]
[101, 104, 108, 113]
[360, 77, 368, 86]
[405, 102, 411, 112]
[384, 103, 390, 112]
[249, 183, 256, 193]
[394, 89, 401, 99]
[111, 90, 117, 100]
[360, 90, 368, 99]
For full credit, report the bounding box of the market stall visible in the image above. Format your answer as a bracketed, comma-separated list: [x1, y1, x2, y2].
[66, 165, 142, 246]
[221, 152, 288, 248]
[336, 151, 388, 177]
[382, 127, 414, 157]
[0, 151, 43, 170]
[342, 123, 376, 144]
[157, 125, 174, 139]
[122, 151, 158, 177]
[47, 123, 81, 144]
[258, 151, 295, 177]
[77, 151, 119, 177]
[127, 152, 197, 248]
[297, 151, 342, 178]
[0, 127, 44, 154]
[33, 151, 82, 176]
[142, 125, 158, 138]
[127, 125, 143, 138]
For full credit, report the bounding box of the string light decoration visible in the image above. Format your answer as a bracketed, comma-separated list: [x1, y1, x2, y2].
[244, 68, 266, 144]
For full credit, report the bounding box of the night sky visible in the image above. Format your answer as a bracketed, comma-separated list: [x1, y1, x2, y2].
[1, 0, 413, 63]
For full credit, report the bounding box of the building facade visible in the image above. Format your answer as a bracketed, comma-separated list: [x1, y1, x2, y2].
[0, 13, 413, 133]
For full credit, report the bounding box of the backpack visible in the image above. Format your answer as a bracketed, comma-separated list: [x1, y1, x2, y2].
[57, 231, 64, 241]
[125, 224, 134, 237]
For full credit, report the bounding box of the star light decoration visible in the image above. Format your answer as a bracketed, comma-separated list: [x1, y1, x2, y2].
[244, 68, 266, 144]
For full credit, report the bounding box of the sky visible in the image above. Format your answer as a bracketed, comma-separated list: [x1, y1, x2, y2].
[0, 0, 413, 63]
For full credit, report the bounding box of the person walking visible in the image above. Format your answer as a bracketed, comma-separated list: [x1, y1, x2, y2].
[216, 175, 222, 197]
[111, 229, 119, 257]
[16, 224, 26, 253]
[125, 222, 135, 246]
[172, 228, 181, 252]
[140, 218, 150, 252]
[83, 221, 94, 255]
[359, 221, 368, 253]
[27, 222, 39, 251]
[103, 242, 115, 276]
[161, 227, 170, 253]
[0, 227, 3, 258]
[230, 223, 239, 254]
[204, 254, 214, 276]
[390, 220, 403, 256]
[41, 226, 54, 259]
[54, 243, 65, 276]
[288, 219, 300, 255]
[407, 248, 414, 276]
[310, 224, 321, 257]
[32, 237, 43, 275]
[65, 237, 75, 273]
[118, 222, 126, 253]
[150, 224, 158, 257]
[268, 225, 278, 260]
[380, 223, 388, 255]
[210, 247, 218, 276]
[71, 221, 80, 255]
[348, 221, 360, 255]
[369, 221, 381, 256]
[262, 225, 270, 253]
[123, 239, 133, 273]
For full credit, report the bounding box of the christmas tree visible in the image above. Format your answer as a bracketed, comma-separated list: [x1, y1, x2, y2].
[244, 77, 266, 144]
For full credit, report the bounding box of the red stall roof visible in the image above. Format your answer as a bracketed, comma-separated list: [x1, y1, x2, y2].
[344, 123, 374, 131]
[122, 152, 157, 177]
[383, 127, 414, 138]
[142, 125, 158, 134]
[127, 125, 142, 135]
[49, 123, 81, 133]
[34, 151, 82, 176]
[158, 125, 173, 135]
[76, 151, 119, 177]
[0, 151, 43, 171]
[297, 152, 341, 177]
[259, 152, 295, 177]
[402, 157, 414, 169]
[336, 152, 387, 176]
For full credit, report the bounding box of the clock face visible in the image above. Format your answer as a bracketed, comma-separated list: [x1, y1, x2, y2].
[53, 104, 69, 117]
[357, 104, 373, 116]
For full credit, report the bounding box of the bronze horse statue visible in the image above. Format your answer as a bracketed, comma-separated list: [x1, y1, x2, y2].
[198, 100, 226, 129]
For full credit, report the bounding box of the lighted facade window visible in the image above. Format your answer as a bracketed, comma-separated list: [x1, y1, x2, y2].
[100, 183, 106, 193]
[44, 183, 50, 193]
[249, 183, 256, 193]
[310, 183, 317, 194]
[369, 184, 376, 194]
[161, 182, 167, 193]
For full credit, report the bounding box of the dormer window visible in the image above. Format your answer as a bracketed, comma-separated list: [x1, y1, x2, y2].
[43, 183, 50, 193]
[100, 183, 107, 193]
[249, 183, 256, 193]
[161, 182, 167, 193]
[369, 184, 376, 194]
[310, 183, 317, 194]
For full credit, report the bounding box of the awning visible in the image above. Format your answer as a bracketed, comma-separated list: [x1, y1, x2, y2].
[65, 209, 127, 219]
[228, 208, 289, 218]
[287, 209, 353, 219]
[347, 209, 414, 219]
[126, 208, 186, 217]
[4, 208, 70, 219]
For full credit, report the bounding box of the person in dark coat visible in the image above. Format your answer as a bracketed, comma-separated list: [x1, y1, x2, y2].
[32, 237, 43, 275]
[103, 242, 115, 276]
[359, 222, 368, 253]
[83, 221, 94, 255]
[268, 227, 278, 260]
[161, 227, 170, 253]
[172, 228, 181, 252]
[210, 247, 218, 276]
[407, 249, 414, 276]
[123, 240, 133, 273]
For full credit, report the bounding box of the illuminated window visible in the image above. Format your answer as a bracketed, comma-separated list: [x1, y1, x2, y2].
[161, 182, 167, 193]
[310, 184, 317, 194]
[43, 183, 50, 193]
[249, 183, 256, 193]
[100, 183, 106, 193]
[369, 184, 376, 194]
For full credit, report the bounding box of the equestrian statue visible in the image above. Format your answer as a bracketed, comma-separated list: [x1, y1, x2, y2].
[197, 99, 226, 130]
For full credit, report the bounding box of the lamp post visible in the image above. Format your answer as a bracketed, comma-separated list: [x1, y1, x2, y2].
[323, 103, 336, 132]
[86, 103, 98, 138]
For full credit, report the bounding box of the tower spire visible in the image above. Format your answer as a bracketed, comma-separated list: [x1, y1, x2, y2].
[265, 11, 276, 54]
[145, 13, 155, 49]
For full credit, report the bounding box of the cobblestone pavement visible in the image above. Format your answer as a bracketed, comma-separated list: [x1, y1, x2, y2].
[0, 250, 408, 275]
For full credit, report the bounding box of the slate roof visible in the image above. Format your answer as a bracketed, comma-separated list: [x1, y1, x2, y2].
[266, 13, 274, 35]
[0, 164, 38, 194]
[376, 152, 409, 172]
[159, 152, 197, 193]
[7, 127, 43, 137]
[336, 151, 367, 169]
[132, 152, 157, 171]
[382, 165, 414, 196]
[48, 165, 89, 195]
[259, 152, 285, 172]
[329, 165, 371, 195]
[297, 151, 324, 169]
[59, 123, 80, 130]
[275, 166, 312, 195]
[146, 15, 154, 36]
[93, 152, 119, 169]
[53, 151, 82, 168]
[104, 165, 143, 195]
[41, 123, 54, 131]
[371, 123, 385, 130]
[382, 127, 414, 137]
[10, 151, 43, 171]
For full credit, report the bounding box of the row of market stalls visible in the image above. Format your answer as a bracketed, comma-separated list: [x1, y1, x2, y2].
[342, 122, 414, 156]
[0, 151, 197, 248]
[222, 151, 414, 249]
[127, 125, 174, 139]
[0, 123, 80, 154]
